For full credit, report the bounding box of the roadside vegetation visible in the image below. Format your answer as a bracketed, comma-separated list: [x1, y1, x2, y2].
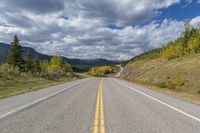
[88, 65, 116, 76]
[0, 35, 80, 98]
[121, 21, 200, 103]
[132, 21, 200, 61]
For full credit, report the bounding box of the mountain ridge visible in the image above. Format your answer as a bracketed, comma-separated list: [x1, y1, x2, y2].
[0, 43, 119, 71]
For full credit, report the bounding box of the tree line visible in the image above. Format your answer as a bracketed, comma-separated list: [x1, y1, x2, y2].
[132, 21, 200, 61]
[0, 35, 72, 79]
[88, 66, 115, 76]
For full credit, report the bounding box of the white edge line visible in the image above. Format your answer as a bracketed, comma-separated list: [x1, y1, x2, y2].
[0, 78, 89, 120]
[113, 78, 200, 123]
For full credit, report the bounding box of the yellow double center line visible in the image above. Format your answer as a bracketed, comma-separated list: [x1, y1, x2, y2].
[93, 79, 105, 133]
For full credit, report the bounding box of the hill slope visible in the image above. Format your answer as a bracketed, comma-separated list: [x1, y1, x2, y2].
[121, 23, 200, 102]
[0, 42, 51, 63]
[121, 54, 200, 95]
[0, 43, 118, 71]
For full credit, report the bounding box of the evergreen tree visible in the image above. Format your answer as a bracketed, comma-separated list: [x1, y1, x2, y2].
[34, 55, 41, 72]
[26, 49, 34, 71]
[182, 21, 192, 48]
[7, 35, 25, 70]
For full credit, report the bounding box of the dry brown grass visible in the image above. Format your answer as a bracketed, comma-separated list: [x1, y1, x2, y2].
[122, 78, 200, 105]
[121, 54, 200, 104]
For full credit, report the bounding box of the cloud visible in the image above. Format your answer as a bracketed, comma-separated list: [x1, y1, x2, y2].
[186, 0, 192, 4]
[24, 19, 184, 60]
[0, 0, 180, 26]
[63, 0, 180, 26]
[0, 0, 193, 60]
[0, 0, 65, 14]
[183, 0, 192, 7]
[191, 16, 200, 27]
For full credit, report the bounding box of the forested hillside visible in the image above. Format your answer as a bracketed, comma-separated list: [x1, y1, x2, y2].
[131, 21, 200, 61]
[121, 22, 200, 102]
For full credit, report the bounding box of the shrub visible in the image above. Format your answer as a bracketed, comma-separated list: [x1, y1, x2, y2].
[158, 82, 168, 88]
[187, 37, 200, 54]
[167, 71, 185, 89]
[39, 56, 72, 79]
[0, 63, 20, 78]
[88, 66, 115, 76]
[197, 90, 200, 95]
[173, 71, 185, 86]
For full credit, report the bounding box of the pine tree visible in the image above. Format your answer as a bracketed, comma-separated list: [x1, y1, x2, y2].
[34, 55, 41, 72]
[182, 21, 192, 48]
[7, 35, 25, 70]
[26, 49, 34, 71]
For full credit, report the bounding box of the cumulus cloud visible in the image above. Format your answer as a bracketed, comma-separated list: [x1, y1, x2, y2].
[0, 0, 65, 14]
[63, 0, 181, 26]
[0, 0, 197, 60]
[0, 0, 180, 26]
[182, 0, 193, 7]
[191, 16, 200, 27]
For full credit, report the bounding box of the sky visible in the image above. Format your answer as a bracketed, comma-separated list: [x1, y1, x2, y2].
[0, 0, 200, 60]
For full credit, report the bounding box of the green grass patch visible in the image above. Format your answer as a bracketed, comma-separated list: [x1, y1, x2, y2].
[74, 72, 93, 78]
[0, 75, 81, 99]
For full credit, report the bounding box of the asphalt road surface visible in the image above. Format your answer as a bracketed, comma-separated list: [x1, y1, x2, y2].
[0, 78, 200, 133]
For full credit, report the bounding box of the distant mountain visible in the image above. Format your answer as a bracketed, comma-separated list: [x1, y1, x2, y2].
[0, 42, 52, 63]
[0, 43, 119, 71]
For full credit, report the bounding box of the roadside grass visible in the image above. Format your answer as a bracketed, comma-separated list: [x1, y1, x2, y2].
[122, 78, 200, 105]
[0, 75, 83, 99]
[121, 54, 200, 105]
[74, 72, 93, 78]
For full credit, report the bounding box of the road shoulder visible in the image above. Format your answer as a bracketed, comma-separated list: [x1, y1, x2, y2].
[119, 78, 200, 105]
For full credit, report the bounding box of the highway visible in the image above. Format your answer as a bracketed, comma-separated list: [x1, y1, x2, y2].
[0, 78, 200, 133]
